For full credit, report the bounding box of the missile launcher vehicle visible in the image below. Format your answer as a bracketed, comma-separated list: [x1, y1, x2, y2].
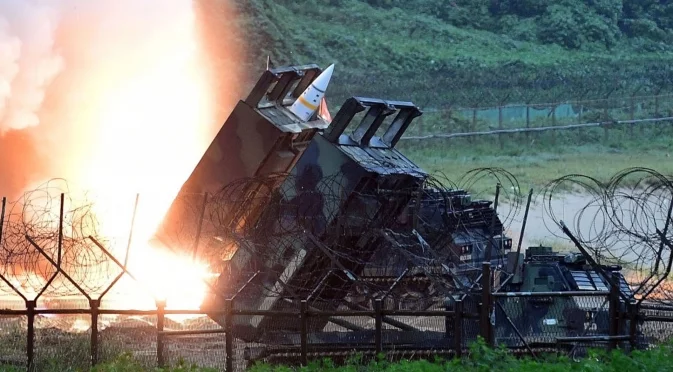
[156, 63, 513, 346]
[151, 63, 658, 365]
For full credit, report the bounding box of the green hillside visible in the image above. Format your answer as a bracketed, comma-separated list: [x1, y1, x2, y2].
[235, 0, 673, 107]
[211, 0, 673, 194]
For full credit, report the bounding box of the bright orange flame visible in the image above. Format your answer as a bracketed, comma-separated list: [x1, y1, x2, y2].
[68, 13, 218, 314]
[10, 2, 243, 318]
[0, 1, 248, 323]
[101, 245, 217, 321]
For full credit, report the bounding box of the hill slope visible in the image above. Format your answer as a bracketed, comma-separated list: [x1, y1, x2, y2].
[235, 0, 673, 107]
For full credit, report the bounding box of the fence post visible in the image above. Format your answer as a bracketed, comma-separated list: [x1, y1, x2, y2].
[608, 273, 620, 351]
[374, 298, 383, 355]
[444, 109, 454, 145]
[578, 102, 584, 123]
[603, 102, 610, 142]
[156, 300, 166, 368]
[655, 94, 660, 118]
[453, 299, 463, 356]
[551, 105, 557, 145]
[471, 109, 477, 138]
[225, 299, 233, 372]
[628, 300, 638, 351]
[300, 300, 308, 366]
[525, 104, 530, 142]
[577, 100, 584, 140]
[445, 108, 452, 134]
[26, 300, 35, 371]
[444, 299, 450, 342]
[0, 196, 5, 245]
[498, 105, 504, 150]
[90, 299, 100, 367]
[480, 262, 492, 345]
[654, 93, 663, 136]
[629, 95, 636, 137]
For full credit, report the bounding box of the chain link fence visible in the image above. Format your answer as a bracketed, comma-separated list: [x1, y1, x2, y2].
[399, 93, 673, 150]
[0, 265, 671, 371]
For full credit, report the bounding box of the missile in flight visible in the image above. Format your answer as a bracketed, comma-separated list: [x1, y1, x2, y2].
[289, 63, 334, 122]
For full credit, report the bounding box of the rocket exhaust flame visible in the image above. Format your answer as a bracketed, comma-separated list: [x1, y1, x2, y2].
[0, 0, 246, 318]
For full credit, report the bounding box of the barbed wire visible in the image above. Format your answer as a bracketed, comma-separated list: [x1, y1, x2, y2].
[1, 168, 672, 310]
[169, 168, 524, 312]
[0, 179, 116, 298]
[541, 167, 673, 303]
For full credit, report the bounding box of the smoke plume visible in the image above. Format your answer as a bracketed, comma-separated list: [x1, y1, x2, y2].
[0, 2, 62, 133]
[0, 0, 247, 200]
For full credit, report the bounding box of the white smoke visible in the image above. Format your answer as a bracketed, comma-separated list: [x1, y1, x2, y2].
[0, 0, 246, 198]
[0, 1, 63, 133]
[0, 0, 247, 307]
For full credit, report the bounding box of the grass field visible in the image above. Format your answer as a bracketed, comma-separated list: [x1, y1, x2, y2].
[399, 135, 673, 196]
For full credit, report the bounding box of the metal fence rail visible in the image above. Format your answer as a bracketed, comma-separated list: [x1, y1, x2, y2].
[401, 116, 673, 141]
[398, 92, 673, 145]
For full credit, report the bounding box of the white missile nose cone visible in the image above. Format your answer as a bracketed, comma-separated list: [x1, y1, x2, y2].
[312, 64, 334, 92]
[288, 63, 336, 122]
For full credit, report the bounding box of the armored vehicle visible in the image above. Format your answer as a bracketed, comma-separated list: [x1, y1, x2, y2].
[494, 245, 636, 349]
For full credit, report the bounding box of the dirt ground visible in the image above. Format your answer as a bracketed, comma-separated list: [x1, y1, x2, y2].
[499, 191, 670, 264]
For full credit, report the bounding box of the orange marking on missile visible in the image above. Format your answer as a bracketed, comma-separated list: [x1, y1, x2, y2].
[297, 95, 318, 111]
